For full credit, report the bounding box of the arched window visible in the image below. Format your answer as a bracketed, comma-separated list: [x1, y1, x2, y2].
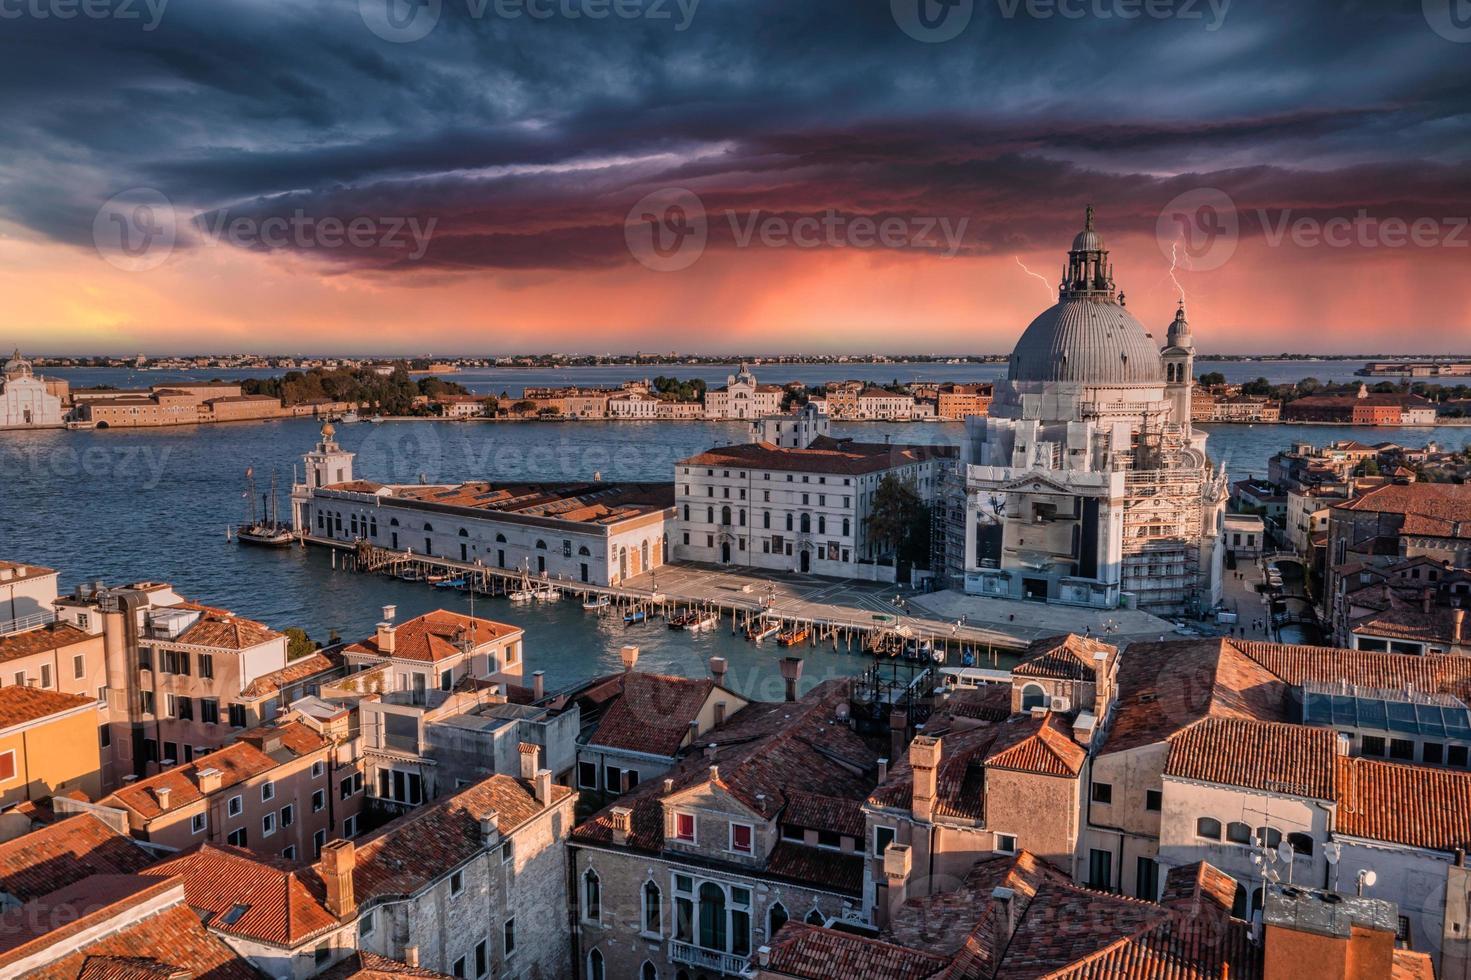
[535, 539, 548, 550]
[1196, 817, 1222, 841]
[768, 902, 789, 938]
[495, 533, 506, 543]
[800, 513, 811, 534]
[641, 540, 650, 567]
[389, 517, 399, 527]
[721, 506, 731, 526]
[805, 909, 825, 926]
[1020, 684, 1047, 711]
[641, 963, 657, 980]
[583, 869, 601, 922]
[707, 506, 714, 523]
[423, 522, 433, 532]
[643, 880, 661, 935]
[1231, 882, 1248, 918]
[842, 518, 850, 537]
[1255, 827, 1282, 850]
[785, 513, 793, 532]
[1287, 832, 1313, 856]
[1226, 821, 1252, 845]
[458, 528, 468, 537]
[699, 883, 727, 951]
[739, 508, 746, 527]
[588, 949, 604, 980]
[578, 545, 591, 556]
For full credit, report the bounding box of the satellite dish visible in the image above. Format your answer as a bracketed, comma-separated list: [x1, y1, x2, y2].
[1361, 869, 1377, 888]
[1324, 843, 1341, 866]
[1266, 869, 1281, 884]
[1277, 842, 1294, 866]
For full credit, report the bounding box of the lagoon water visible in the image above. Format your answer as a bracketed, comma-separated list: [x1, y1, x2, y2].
[3, 416, 1466, 695]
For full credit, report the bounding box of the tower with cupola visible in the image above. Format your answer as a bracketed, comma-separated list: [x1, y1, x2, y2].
[1161, 301, 1195, 427]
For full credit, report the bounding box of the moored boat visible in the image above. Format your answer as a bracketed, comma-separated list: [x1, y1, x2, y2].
[583, 595, 611, 612]
[777, 625, 809, 647]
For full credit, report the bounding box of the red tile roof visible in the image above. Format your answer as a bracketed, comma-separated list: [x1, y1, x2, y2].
[984, 712, 1087, 778]
[173, 609, 282, 650]
[340, 773, 569, 904]
[586, 672, 716, 757]
[239, 651, 341, 700]
[149, 843, 339, 946]
[0, 813, 153, 903]
[1013, 634, 1115, 681]
[317, 952, 454, 979]
[0, 686, 95, 730]
[1335, 756, 1471, 853]
[678, 436, 953, 476]
[0, 622, 93, 665]
[1335, 483, 1471, 540]
[766, 923, 949, 980]
[345, 610, 518, 663]
[1165, 717, 1337, 800]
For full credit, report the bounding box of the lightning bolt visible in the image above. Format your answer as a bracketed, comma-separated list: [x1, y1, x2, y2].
[1168, 238, 1189, 306]
[1014, 256, 1055, 302]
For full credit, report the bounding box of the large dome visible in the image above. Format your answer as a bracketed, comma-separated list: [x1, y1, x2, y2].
[1009, 298, 1165, 385]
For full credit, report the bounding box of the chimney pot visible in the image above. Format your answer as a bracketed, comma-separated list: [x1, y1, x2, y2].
[779, 656, 803, 702]
[320, 839, 357, 919]
[376, 622, 396, 655]
[480, 812, 500, 847]
[663, 778, 674, 794]
[403, 946, 419, 968]
[878, 758, 889, 783]
[610, 805, 632, 846]
[620, 644, 639, 672]
[532, 670, 545, 700]
[709, 764, 720, 782]
[534, 768, 552, 806]
[518, 742, 540, 781]
[155, 785, 171, 808]
[709, 656, 728, 685]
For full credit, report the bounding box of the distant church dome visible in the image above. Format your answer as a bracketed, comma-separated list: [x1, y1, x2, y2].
[3, 349, 33, 380]
[1008, 208, 1165, 386]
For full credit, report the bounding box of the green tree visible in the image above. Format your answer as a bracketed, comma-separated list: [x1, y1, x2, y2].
[1241, 376, 1274, 397]
[1198, 371, 1226, 387]
[866, 475, 932, 569]
[284, 627, 317, 661]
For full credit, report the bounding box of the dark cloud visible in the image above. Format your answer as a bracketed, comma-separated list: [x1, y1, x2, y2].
[1, 0, 1467, 268]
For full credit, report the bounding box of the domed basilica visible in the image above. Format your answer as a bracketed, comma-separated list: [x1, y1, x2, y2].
[941, 209, 1226, 614]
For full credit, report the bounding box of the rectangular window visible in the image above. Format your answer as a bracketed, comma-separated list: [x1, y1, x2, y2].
[1361, 735, 1386, 757]
[228, 703, 247, 728]
[674, 812, 696, 843]
[261, 781, 275, 802]
[450, 869, 464, 896]
[312, 789, 326, 812]
[72, 654, 85, 679]
[191, 813, 207, 835]
[1091, 782, 1113, 805]
[0, 754, 19, 783]
[198, 654, 214, 679]
[1088, 849, 1113, 892]
[281, 804, 294, 827]
[1451, 745, 1469, 767]
[1424, 742, 1444, 765]
[452, 957, 466, 979]
[282, 845, 296, 861]
[200, 699, 220, 725]
[874, 826, 895, 856]
[1135, 857, 1160, 900]
[359, 910, 375, 938]
[340, 772, 363, 799]
[227, 828, 247, 847]
[995, 833, 1017, 854]
[1145, 789, 1163, 812]
[500, 920, 514, 959]
[730, 822, 753, 854]
[1390, 738, 1416, 761]
[227, 795, 243, 817]
[313, 829, 326, 858]
[262, 812, 276, 837]
[311, 761, 325, 779]
[343, 814, 359, 837]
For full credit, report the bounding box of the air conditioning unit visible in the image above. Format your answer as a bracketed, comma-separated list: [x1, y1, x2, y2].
[1050, 695, 1071, 712]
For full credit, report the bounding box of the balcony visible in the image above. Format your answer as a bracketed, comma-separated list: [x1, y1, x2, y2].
[669, 942, 749, 976]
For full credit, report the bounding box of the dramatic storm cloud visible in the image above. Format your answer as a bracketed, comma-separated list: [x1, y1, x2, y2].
[1, 0, 1468, 352]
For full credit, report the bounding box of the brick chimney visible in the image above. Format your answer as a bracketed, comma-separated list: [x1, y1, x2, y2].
[909, 735, 941, 823]
[195, 767, 222, 794]
[518, 742, 540, 781]
[320, 839, 357, 919]
[534, 768, 552, 806]
[991, 887, 1017, 954]
[610, 805, 633, 845]
[883, 843, 913, 920]
[375, 622, 396, 654]
[154, 785, 171, 810]
[779, 657, 803, 702]
[403, 946, 419, 968]
[480, 811, 500, 848]
[709, 656, 728, 687]
[620, 644, 639, 672]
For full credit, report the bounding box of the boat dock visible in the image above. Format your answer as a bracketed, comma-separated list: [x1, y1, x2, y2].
[313, 537, 1029, 666]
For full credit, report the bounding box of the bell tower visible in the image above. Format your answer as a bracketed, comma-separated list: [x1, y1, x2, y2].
[1161, 301, 1195, 426]
[305, 421, 354, 489]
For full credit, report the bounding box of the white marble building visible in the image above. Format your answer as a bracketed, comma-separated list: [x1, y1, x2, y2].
[704, 364, 784, 420]
[945, 209, 1225, 614]
[0, 350, 64, 429]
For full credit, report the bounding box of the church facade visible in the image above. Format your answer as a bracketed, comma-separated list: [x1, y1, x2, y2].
[940, 210, 1225, 614]
[0, 350, 65, 429]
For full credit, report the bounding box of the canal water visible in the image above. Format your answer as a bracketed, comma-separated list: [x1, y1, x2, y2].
[2, 418, 1466, 695]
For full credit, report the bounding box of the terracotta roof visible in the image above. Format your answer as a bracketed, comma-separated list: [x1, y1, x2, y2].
[344, 610, 518, 664]
[782, 790, 866, 838]
[0, 561, 57, 584]
[677, 436, 953, 476]
[0, 813, 153, 903]
[1103, 640, 1289, 755]
[1335, 483, 1471, 540]
[868, 724, 998, 821]
[766, 922, 950, 980]
[341, 773, 569, 904]
[573, 680, 879, 894]
[0, 622, 93, 665]
[103, 721, 325, 819]
[238, 651, 341, 700]
[173, 610, 282, 650]
[984, 713, 1087, 778]
[1165, 718, 1337, 800]
[765, 841, 866, 895]
[0, 686, 95, 730]
[322, 480, 386, 493]
[12, 885, 258, 980]
[317, 951, 455, 979]
[1013, 634, 1115, 681]
[1335, 756, 1471, 853]
[1393, 949, 1438, 980]
[381, 481, 673, 525]
[149, 844, 339, 946]
[586, 672, 716, 757]
[1160, 861, 1238, 918]
[1233, 640, 1471, 702]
